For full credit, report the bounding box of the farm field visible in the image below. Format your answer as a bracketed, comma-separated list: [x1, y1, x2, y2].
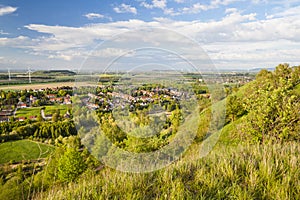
[0, 81, 96, 91]
[0, 140, 54, 164]
[0, 82, 75, 91]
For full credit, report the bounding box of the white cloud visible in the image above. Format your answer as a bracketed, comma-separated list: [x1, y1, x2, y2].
[0, 57, 17, 65]
[114, 4, 137, 15]
[141, 0, 167, 9]
[203, 40, 300, 69]
[48, 54, 72, 61]
[152, 0, 167, 9]
[23, 23, 129, 51]
[84, 13, 104, 20]
[182, 3, 209, 14]
[140, 0, 180, 16]
[163, 8, 180, 16]
[141, 0, 232, 17]
[270, 5, 300, 18]
[225, 8, 238, 14]
[0, 30, 9, 35]
[1, 6, 300, 69]
[91, 48, 131, 58]
[15, 13, 299, 47]
[211, 0, 242, 6]
[0, 6, 17, 16]
[182, 0, 243, 14]
[251, 0, 267, 4]
[0, 36, 31, 47]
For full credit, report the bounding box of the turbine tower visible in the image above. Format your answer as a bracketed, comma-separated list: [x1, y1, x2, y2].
[7, 68, 11, 81]
[27, 67, 33, 83]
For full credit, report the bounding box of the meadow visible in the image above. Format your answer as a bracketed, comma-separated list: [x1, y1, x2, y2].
[0, 140, 54, 164]
[15, 104, 71, 118]
[36, 142, 300, 200]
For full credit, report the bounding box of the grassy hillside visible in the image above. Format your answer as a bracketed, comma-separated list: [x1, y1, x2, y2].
[0, 140, 54, 164]
[34, 65, 300, 199]
[1, 64, 299, 200]
[35, 142, 300, 200]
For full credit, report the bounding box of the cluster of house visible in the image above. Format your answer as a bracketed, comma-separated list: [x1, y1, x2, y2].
[83, 86, 190, 112]
[17, 95, 37, 108]
[0, 92, 72, 123]
[0, 109, 13, 122]
[0, 108, 35, 122]
[16, 94, 72, 109]
[46, 94, 72, 105]
[1, 85, 209, 122]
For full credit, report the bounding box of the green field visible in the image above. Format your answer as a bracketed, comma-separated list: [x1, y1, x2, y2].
[0, 140, 54, 164]
[15, 104, 71, 118]
[15, 107, 41, 118]
[44, 104, 71, 115]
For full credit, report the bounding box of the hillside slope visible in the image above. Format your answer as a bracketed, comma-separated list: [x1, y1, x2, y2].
[1, 64, 299, 200]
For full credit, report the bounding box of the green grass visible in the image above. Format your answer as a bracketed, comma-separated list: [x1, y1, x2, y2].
[35, 142, 300, 200]
[44, 105, 71, 115]
[15, 105, 71, 118]
[15, 107, 41, 118]
[0, 140, 54, 164]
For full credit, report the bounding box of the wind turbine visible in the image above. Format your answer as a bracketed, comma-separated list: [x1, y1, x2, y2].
[26, 67, 33, 83]
[7, 68, 11, 81]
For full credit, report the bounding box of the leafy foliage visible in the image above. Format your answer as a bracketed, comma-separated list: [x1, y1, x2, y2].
[226, 94, 246, 123]
[57, 148, 86, 183]
[243, 64, 300, 142]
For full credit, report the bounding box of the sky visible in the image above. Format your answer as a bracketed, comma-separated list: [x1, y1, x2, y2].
[0, 0, 300, 71]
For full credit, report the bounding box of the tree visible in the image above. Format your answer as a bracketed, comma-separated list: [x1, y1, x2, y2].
[58, 89, 67, 97]
[9, 116, 15, 122]
[36, 115, 43, 122]
[20, 95, 26, 103]
[226, 94, 245, 123]
[244, 64, 300, 142]
[52, 112, 59, 122]
[57, 148, 86, 182]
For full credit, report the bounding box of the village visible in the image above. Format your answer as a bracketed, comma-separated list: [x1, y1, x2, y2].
[0, 87, 72, 123]
[81, 84, 199, 114]
[0, 77, 215, 123]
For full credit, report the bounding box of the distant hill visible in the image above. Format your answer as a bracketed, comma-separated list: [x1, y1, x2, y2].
[249, 67, 275, 72]
[32, 70, 76, 76]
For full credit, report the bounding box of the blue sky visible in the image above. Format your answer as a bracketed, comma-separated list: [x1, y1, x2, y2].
[1, 0, 300, 71]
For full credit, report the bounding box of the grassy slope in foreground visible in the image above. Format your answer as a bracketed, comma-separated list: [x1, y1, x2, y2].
[0, 140, 54, 164]
[36, 142, 300, 200]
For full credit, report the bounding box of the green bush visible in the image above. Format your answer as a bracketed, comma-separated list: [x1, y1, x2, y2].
[57, 148, 86, 183]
